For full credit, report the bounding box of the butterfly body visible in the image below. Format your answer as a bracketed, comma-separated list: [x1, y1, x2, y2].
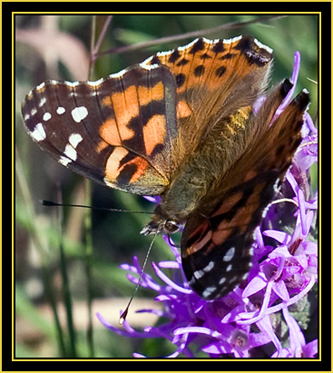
[22, 35, 310, 300]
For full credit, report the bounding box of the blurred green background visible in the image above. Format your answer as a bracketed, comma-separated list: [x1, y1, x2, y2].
[15, 14, 318, 358]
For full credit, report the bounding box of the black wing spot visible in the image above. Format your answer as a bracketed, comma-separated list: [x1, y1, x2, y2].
[216, 66, 226, 78]
[194, 65, 205, 77]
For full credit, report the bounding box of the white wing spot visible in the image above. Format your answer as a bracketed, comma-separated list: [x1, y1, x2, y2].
[63, 143, 77, 161]
[226, 264, 232, 272]
[219, 277, 226, 285]
[59, 156, 71, 167]
[59, 133, 83, 167]
[68, 133, 83, 148]
[229, 276, 238, 284]
[202, 37, 216, 45]
[254, 38, 273, 53]
[56, 106, 66, 115]
[193, 261, 215, 280]
[178, 38, 199, 51]
[66, 81, 80, 87]
[224, 35, 242, 44]
[241, 273, 249, 281]
[202, 286, 216, 298]
[139, 62, 160, 71]
[193, 270, 204, 280]
[71, 106, 88, 123]
[39, 97, 46, 107]
[141, 55, 154, 66]
[110, 68, 128, 79]
[43, 112, 52, 122]
[36, 82, 45, 91]
[203, 261, 215, 272]
[223, 247, 235, 262]
[87, 77, 104, 87]
[30, 123, 46, 142]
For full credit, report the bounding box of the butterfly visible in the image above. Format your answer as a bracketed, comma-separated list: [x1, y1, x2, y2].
[21, 35, 310, 300]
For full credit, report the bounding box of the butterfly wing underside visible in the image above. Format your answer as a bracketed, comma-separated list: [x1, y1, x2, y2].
[181, 81, 310, 300]
[22, 64, 178, 195]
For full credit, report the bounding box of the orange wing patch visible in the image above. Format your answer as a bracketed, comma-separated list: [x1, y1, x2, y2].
[143, 114, 166, 155]
[144, 36, 272, 94]
[104, 147, 150, 184]
[176, 100, 192, 119]
[103, 86, 139, 128]
[138, 81, 165, 106]
[94, 64, 178, 194]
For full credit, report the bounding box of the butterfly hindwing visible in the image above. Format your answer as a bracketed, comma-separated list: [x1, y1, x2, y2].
[181, 81, 310, 299]
[181, 170, 279, 299]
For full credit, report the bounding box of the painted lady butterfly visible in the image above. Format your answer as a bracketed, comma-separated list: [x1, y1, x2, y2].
[22, 35, 310, 300]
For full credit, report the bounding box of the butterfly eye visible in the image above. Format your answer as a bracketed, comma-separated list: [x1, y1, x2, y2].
[164, 220, 179, 234]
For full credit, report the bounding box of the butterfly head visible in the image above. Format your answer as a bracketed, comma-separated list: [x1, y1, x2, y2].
[140, 217, 180, 236]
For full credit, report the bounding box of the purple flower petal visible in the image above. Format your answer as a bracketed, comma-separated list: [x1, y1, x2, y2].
[158, 260, 180, 269]
[291, 51, 301, 84]
[296, 189, 307, 236]
[202, 341, 228, 355]
[302, 339, 318, 358]
[283, 308, 305, 357]
[174, 326, 221, 338]
[152, 262, 192, 294]
[273, 280, 290, 301]
[133, 352, 146, 358]
[143, 195, 161, 204]
[257, 316, 283, 355]
[242, 274, 267, 298]
[272, 51, 300, 122]
[304, 112, 317, 133]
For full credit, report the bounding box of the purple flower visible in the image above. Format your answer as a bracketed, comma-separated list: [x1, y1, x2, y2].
[97, 51, 318, 358]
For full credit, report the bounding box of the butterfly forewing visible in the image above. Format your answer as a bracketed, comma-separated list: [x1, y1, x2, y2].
[22, 64, 178, 195]
[144, 36, 273, 153]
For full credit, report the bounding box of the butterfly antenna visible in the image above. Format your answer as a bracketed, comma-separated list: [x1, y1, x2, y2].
[119, 232, 157, 325]
[40, 199, 151, 215]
